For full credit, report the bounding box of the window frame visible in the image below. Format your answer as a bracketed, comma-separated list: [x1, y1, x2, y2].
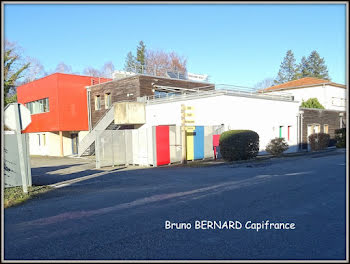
[26, 98, 49, 115]
[105, 93, 112, 109]
[323, 124, 329, 134]
[95, 95, 101, 110]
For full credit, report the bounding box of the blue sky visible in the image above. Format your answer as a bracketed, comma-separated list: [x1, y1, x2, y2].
[4, 3, 346, 87]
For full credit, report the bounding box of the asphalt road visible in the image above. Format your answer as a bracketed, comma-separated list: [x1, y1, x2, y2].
[4, 152, 346, 260]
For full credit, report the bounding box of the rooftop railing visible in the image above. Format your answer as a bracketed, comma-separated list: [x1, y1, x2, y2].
[140, 85, 294, 104]
[114, 66, 210, 82]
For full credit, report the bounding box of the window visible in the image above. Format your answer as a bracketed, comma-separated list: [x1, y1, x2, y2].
[95, 95, 101, 110]
[331, 97, 345, 107]
[42, 134, 46, 145]
[26, 98, 49, 114]
[313, 124, 320, 134]
[105, 93, 112, 109]
[38, 134, 41, 146]
[324, 124, 329, 134]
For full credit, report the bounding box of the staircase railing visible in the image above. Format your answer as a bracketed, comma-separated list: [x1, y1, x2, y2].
[78, 105, 116, 156]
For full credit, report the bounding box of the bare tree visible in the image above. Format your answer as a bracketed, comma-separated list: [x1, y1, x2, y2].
[83, 66, 101, 77]
[145, 49, 187, 77]
[168, 51, 187, 73]
[101, 61, 115, 78]
[4, 39, 30, 101]
[22, 57, 46, 83]
[55, 62, 72, 73]
[254, 77, 275, 91]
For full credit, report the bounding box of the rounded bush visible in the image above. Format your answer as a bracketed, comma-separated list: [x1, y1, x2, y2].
[265, 137, 289, 156]
[335, 128, 346, 148]
[308, 133, 330, 151]
[219, 130, 259, 161]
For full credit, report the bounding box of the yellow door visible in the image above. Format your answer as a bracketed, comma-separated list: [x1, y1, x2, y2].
[186, 131, 194, 160]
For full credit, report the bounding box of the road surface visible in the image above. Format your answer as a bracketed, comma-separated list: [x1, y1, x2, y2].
[4, 152, 346, 260]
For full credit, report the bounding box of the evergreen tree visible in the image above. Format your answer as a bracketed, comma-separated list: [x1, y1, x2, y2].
[124, 51, 136, 72]
[295, 56, 311, 79]
[136, 40, 146, 73]
[304, 50, 330, 80]
[274, 50, 298, 84]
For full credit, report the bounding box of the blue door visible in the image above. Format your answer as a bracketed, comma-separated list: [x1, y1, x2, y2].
[194, 126, 204, 160]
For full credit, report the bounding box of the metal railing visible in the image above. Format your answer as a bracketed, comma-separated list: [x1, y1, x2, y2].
[78, 105, 116, 156]
[142, 87, 294, 105]
[113, 66, 210, 82]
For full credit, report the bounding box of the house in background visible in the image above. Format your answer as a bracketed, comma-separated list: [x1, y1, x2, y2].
[261, 77, 347, 149]
[17, 73, 111, 156]
[261, 77, 346, 111]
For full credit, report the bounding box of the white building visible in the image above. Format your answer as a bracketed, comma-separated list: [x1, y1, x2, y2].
[112, 70, 136, 80]
[142, 90, 300, 153]
[261, 77, 346, 111]
[187, 72, 209, 82]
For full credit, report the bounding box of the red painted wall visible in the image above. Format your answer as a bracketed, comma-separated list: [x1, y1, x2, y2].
[17, 73, 111, 133]
[17, 74, 60, 132]
[156, 126, 170, 166]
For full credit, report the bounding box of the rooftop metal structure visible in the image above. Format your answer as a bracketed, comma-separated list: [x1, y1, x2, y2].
[139, 83, 296, 104]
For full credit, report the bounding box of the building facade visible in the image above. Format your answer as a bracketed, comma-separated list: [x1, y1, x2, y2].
[262, 77, 347, 111]
[17, 73, 111, 156]
[299, 108, 346, 149]
[87, 74, 215, 129]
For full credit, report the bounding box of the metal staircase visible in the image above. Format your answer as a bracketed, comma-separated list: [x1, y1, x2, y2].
[78, 105, 117, 157]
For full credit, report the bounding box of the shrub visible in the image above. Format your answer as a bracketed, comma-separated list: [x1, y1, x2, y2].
[265, 137, 289, 156]
[219, 130, 259, 161]
[308, 133, 330, 151]
[335, 128, 346, 148]
[300, 98, 325, 109]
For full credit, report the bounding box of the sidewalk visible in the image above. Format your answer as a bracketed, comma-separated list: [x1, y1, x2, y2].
[174, 147, 346, 168]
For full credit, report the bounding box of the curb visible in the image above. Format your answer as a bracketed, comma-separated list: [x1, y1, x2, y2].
[180, 147, 345, 168]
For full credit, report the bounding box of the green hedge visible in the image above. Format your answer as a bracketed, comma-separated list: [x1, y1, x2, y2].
[308, 133, 330, 151]
[335, 128, 346, 148]
[219, 130, 259, 161]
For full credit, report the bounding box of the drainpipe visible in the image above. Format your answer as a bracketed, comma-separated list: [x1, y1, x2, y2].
[59, 131, 63, 156]
[339, 112, 344, 128]
[86, 86, 92, 131]
[299, 110, 304, 151]
[296, 114, 299, 149]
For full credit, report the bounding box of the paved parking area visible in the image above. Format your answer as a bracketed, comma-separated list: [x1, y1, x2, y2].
[4, 152, 346, 260]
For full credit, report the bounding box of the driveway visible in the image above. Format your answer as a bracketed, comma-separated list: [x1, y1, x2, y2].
[4, 152, 346, 260]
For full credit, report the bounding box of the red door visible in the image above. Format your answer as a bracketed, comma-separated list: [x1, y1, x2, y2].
[156, 126, 170, 166]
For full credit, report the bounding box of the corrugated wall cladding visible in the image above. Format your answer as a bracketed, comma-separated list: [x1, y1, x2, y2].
[95, 125, 220, 168]
[156, 126, 170, 166]
[169, 126, 182, 163]
[194, 126, 204, 160]
[204, 126, 214, 159]
[186, 131, 194, 161]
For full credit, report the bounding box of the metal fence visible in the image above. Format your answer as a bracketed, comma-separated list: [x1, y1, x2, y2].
[95, 127, 154, 169]
[95, 125, 225, 169]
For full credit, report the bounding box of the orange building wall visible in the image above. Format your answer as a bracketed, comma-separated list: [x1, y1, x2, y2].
[17, 74, 60, 132]
[17, 73, 111, 133]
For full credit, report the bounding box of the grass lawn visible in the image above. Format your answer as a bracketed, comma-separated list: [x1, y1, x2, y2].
[4, 185, 52, 209]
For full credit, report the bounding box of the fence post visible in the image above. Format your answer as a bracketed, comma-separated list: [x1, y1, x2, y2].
[96, 132, 100, 169]
[111, 131, 115, 167]
[14, 104, 28, 193]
